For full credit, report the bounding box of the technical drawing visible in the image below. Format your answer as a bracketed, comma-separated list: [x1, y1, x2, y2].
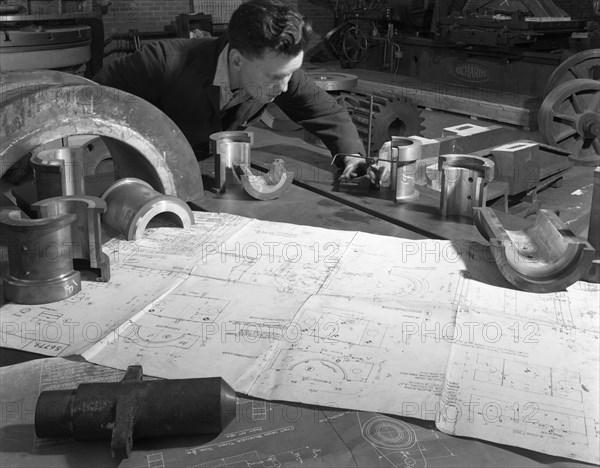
[122, 323, 199, 349]
[358, 415, 426, 468]
[146, 294, 228, 324]
[272, 349, 374, 383]
[473, 354, 583, 402]
[298, 308, 389, 348]
[274, 260, 335, 293]
[467, 393, 591, 442]
[374, 270, 430, 302]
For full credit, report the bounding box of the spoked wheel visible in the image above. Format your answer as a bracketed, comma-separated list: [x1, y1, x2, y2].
[538, 79, 600, 166]
[341, 26, 368, 66]
[545, 49, 600, 94]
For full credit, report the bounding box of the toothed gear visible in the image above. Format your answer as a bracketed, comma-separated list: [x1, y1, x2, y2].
[337, 91, 425, 154]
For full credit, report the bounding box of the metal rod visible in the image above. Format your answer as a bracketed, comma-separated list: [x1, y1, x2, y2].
[367, 95, 374, 158]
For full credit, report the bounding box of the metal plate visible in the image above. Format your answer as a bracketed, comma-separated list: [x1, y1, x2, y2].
[307, 72, 358, 91]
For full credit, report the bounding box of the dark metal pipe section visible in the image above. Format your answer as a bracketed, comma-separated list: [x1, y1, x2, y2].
[1, 210, 81, 304]
[35, 365, 237, 458]
[32, 196, 111, 282]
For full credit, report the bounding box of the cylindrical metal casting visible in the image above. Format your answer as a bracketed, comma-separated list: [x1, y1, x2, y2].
[210, 131, 253, 190]
[390, 137, 422, 203]
[31, 147, 86, 200]
[101, 178, 194, 240]
[35, 365, 237, 458]
[33, 196, 110, 282]
[439, 154, 495, 220]
[1, 210, 81, 304]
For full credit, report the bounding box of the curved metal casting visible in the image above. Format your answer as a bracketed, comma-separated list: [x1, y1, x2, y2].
[101, 178, 194, 240]
[0, 71, 203, 201]
[473, 207, 595, 293]
[235, 159, 294, 200]
[390, 137, 422, 203]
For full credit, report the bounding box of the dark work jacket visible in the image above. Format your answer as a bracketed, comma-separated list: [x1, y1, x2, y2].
[93, 35, 365, 160]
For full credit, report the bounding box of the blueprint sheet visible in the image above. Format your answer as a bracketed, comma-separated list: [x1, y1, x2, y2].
[1, 212, 598, 463]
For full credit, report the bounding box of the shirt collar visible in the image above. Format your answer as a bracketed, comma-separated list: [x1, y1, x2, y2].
[213, 44, 250, 110]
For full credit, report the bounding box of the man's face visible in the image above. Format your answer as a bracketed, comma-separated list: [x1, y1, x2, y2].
[231, 48, 304, 104]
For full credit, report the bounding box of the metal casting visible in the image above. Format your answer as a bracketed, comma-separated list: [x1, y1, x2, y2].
[545, 49, 600, 94]
[235, 159, 294, 200]
[30, 147, 86, 200]
[1, 210, 81, 304]
[339, 92, 424, 154]
[583, 167, 600, 283]
[538, 79, 600, 166]
[0, 70, 203, 201]
[390, 137, 422, 203]
[473, 208, 595, 293]
[439, 154, 495, 219]
[307, 72, 359, 92]
[34, 365, 237, 458]
[32, 196, 110, 282]
[210, 131, 253, 193]
[101, 178, 194, 241]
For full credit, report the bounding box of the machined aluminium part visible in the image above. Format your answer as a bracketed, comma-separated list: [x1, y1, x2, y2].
[545, 49, 600, 94]
[0, 210, 81, 304]
[390, 137, 422, 203]
[35, 365, 237, 459]
[210, 131, 253, 192]
[583, 167, 600, 283]
[235, 159, 294, 200]
[30, 147, 86, 200]
[0, 70, 203, 201]
[439, 154, 495, 219]
[538, 79, 600, 166]
[473, 208, 595, 293]
[101, 178, 194, 240]
[32, 196, 110, 282]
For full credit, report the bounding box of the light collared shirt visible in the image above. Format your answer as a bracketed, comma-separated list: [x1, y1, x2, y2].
[213, 44, 250, 111]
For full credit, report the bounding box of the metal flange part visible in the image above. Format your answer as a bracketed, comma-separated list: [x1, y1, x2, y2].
[307, 72, 358, 92]
[1, 210, 81, 304]
[32, 196, 111, 282]
[545, 49, 600, 94]
[538, 78, 600, 166]
[235, 159, 294, 200]
[101, 178, 194, 241]
[473, 208, 595, 293]
[0, 71, 203, 201]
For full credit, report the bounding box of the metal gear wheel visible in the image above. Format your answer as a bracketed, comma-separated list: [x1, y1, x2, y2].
[338, 92, 425, 154]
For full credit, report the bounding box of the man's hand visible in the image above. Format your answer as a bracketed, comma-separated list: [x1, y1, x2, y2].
[339, 154, 368, 182]
[337, 154, 381, 188]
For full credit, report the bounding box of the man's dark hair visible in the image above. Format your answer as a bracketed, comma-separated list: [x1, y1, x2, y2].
[227, 0, 312, 58]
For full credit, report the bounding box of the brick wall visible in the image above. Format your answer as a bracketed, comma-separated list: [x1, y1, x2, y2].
[102, 0, 191, 35]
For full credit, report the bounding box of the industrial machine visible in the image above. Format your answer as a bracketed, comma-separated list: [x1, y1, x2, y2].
[0, 0, 108, 76]
[318, 0, 600, 161]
